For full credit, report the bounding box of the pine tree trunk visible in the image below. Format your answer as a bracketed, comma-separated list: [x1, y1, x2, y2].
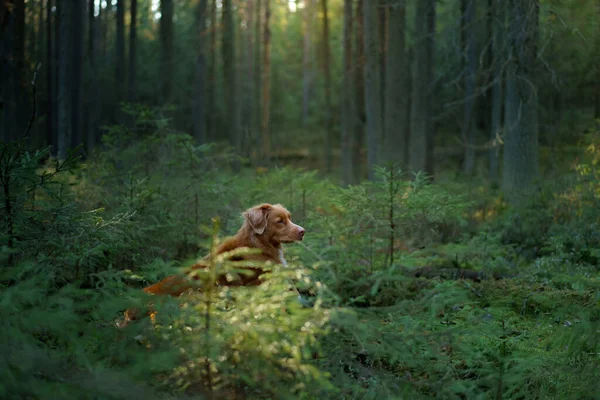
[321, 0, 332, 173]
[384, 1, 408, 169]
[502, 0, 539, 202]
[128, 0, 138, 102]
[208, 0, 217, 142]
[261, 0, 271, 161]
[363, 0, 381, 180]
[87, 0, 100, 154]
[193, 0, 207, 144]
[302, 0, 313, 126]
[160, 0, 174, 103]
[71, 0, 84, 150]
[595, 0, 600, 119]
[489, 0, 505, 183]
[462, 0, 477, 175]
[46, 0, 55, 152]
[253, 0, 262, 153]
[409, 0, 435, 176]
[57, 0, 72, 159]
[353, 0, 365, 181]
[222, 0, 238, 150]
[116, 0, 125, 108]
[341, 0, 354, 185]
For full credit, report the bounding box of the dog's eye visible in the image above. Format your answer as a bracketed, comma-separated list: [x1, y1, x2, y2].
[277, 219, 285, 224]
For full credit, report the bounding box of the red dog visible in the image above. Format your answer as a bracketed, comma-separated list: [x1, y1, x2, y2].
[120, 203, 305, 325]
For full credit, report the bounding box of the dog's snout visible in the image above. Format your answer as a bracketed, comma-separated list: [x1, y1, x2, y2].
[298, 227, 305, 238]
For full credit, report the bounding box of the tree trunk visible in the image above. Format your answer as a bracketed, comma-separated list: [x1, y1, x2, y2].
[160, 0, 174, 103]
[15, 0, 25, 131]
[363, 0, 381, 180]
[489, 0, 505, 183]
[208, 0, 217, 142]
[222, 0, 238, 150]
[595, 0, 600, 119]
[71, 0, 84, 150]
[409, 0, 435, 176]
[87, 0, 100, 154]
[384, 0, 408, 169]
[302, 0, 313, 125]
[353, 0, 365, 181]
[462, 0, 477, 175]
[116, 0, 125, 108]
[502, 0, 539, 202]
[378, 2, 386, 154]
[0, 0, 15, 142]
[341, 0, 354, 185]
[128, 0, 138, 102]
[321, 0, 332, 173]
[193, 0, 207, 144]
[261, 0, 271, 161]
[253, 0, 262, 153]
[46, 0, 55, 152]
[57, 0, 71, 159]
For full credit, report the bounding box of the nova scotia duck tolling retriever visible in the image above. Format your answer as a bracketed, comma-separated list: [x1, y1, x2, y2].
[140, 202, 305, 296]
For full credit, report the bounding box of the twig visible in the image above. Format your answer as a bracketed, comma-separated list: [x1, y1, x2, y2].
[22, 62, 42, 140]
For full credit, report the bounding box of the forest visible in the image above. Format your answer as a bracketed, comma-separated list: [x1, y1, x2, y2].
[1, 0, 600, 398]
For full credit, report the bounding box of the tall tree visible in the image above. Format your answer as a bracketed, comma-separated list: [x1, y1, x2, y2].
[222, 0, 239, 151]
[128, 0, 138, 102]
[409, 0, 435, 176]
[341, 0, 354, 185]
[0, 0, 16, 142]
[160, 0, 174, 103]
[489, 0, 505, 183]
[462, 0, 477, 174]
[208, 0, 217, 141]
[302, 0, 313, 125]
[87, 0, 100, 153]
[193, 0, 207, 144]
[261, 0, 271, 161]
[71, 0, 84, 150]
[384, 0, 408, 168]
[502, 0, 539, 200]
[57, 0, 72, 159]
[321, 0, 333, 173]
[363, 0, 382, 179]
[46, 0, 55, 151]
[353, 0, 365, 181]
[116, 0, 125, 107]
[253, 0, 262, 150]
[595, 0, 600, 119]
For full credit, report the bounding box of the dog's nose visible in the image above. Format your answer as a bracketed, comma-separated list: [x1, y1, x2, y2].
[299, 228, 305, 238]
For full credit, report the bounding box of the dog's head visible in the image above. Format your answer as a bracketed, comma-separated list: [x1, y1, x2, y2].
[243, 203, 305, 244]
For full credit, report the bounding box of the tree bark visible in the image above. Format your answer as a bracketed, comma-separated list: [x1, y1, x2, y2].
[489, 0, 505, 183]
[116, 0, 125, 108]
[71, 0, 84, 150]
[208, 0, 217, 142]
[253, 0, 262, 152]
[363, 0, 381, 180]
[87, 0, 100, 154]
[57, 0, 72, 159]
[409, 0, 435, 176]
[261, 0, 271, 161]
[160, 0, 174, 103]
[462, 0, 477, 175]
[193, 0, 207, 144]
[128, 0, 138, 102]
[384, 0, 408, 169]
[502, 0, 539, 202]
[341, 0, 354, 185]
[353, 0, 365, 181]
[321, 0, 332, 173]
[302, 0, 313, 125]
[595, 0, 600, 119]
[46, 0, 55, 151]
[222, 0, 238, 151]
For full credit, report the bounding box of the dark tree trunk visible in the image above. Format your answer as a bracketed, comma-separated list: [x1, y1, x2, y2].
[409, 0, 435, 176]
[341, 0, 354, 185]
[57, 0, 72, 159]
[302, 0, 313, 125]
[116, 0, 125, 108]
[261, 0, 271, 161]
[502, 0, 539, 202]
[384, 0, 408, 169]
[489, 0, 505, 183]
[354, 0, 365, 181]
[363, 0, 381, 179]
[222, 0, 238, 149]
[462, 0, 477, 175]
[193, 0, 207, 144]
[71, 0, 84, 150]
[321, 0, 332, 173]
[208, 0, 217, 141]
[128, 0, 138, 102]
[160, 0, 174, 103]
[46, 0, 55, 151]
[253, 0, 262, 152]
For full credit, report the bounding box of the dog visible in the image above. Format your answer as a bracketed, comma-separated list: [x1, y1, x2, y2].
[119, 203, 305, 326]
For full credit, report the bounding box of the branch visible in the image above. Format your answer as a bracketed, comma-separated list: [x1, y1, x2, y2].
[22, 62, 42, 140]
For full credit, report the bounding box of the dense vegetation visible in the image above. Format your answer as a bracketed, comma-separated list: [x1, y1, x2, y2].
[1, 0, 600, 399]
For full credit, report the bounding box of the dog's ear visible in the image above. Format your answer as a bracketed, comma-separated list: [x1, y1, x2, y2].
[244, 204, 271, 235]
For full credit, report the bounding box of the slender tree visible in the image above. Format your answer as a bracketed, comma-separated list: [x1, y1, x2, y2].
[341, 0, 354, 185]
[160, 0, 174, 103]
[462, 0, 477, 174]
[193, 0, 208, 144]
[253, 0, 262, 150]
[354, 0, 365, 181]
[87, 0, 100, 153]
[489, 0, 505, 183]
[321, 0, 333, 173]
[57, 0, 72, 159]
[208, 0, 217, 141]
[71, 0, 84, 150]
[116, 0, 125, 107]
[222, 0, 239, 150]
[384, 0, 408, 168]
[595, 0, 600, 119]
[302, 0, 313, 125]
[502, 0, 539, 201]
[128, 0, 138, 102]
[409, 0, 435, 176]
[261, 0, 271, 161]
[363, 0, 381, 179]
[46, 0, 55, 151]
